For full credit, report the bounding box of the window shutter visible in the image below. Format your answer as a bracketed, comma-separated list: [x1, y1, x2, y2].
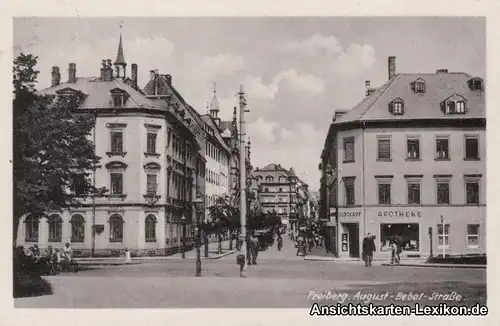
[378, 139, 391, 159]
[410, 82, 415, 91]
[388, 102, 394, 114]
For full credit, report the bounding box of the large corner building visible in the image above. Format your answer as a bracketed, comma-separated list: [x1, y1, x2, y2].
[16, 34, 247, 257]
[319, 57, 485, 259]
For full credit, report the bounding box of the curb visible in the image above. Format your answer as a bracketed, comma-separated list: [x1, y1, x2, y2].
[78, 261, 143, 267]
[304, 256, 425, 263]
[381, 263, 487, 269]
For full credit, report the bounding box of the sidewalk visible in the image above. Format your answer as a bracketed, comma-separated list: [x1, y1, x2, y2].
[75, 240, 237, 265]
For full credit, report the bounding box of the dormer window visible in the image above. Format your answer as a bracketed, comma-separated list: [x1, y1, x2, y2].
[410, 78, 426, 94]
[109, 88, 129, 108]
[468, 77, 484, 92]
[389, 98, 405, 115]
[113, 95, 124, 107]
[442, 94, 467, 115]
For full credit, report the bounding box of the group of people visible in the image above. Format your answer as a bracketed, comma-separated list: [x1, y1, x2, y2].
[14, 243, 76, 275]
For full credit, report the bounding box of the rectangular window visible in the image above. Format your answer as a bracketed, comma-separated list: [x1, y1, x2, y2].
[377, 138, 391, 160]
[437, 181, 450, 204]
[147, 133, 157, 153]
[436, 137, 450, 159]
[378, 183, 391, 204]
[343, 137, 355, 162]
[110, 173, 123, 195]
[407, 138, 420, 159]
[465, 136, 479, 159]
[407, 182, 421, 204]
[344, 178, 355, 206]
[467, 224, 479, 248]
[111, 132, 123, 153]
[466, 180, 479, 204]
[147, 174, 157, 195]
[437, 224, 450, 248]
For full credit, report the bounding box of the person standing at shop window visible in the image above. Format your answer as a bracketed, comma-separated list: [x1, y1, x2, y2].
[362, 233, 376, 266]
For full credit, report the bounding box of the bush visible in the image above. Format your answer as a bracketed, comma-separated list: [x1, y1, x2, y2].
[426, 254, 486, 265]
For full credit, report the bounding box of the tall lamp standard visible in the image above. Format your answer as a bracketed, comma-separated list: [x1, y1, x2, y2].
[181, 214, 187, 259]
[193, 196, 204, 277]
[288, 175, 297, 234]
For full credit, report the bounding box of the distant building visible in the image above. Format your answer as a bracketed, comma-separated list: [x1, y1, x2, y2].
[319, 57, 485, 259]
[253, 164, 310, 231]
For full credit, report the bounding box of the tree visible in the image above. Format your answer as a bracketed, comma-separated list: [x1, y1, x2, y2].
[13, 53, 107, 244]
[208, 195, 238, 254]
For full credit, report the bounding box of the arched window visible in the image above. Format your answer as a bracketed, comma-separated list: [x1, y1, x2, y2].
[265, 176, 274, 182]
[109, 214, 124, 242]
[145, 214, 157, 242]
[71, 214, 85, 243]
[24, 215, 39, 242]
[48, 214, 63, 242]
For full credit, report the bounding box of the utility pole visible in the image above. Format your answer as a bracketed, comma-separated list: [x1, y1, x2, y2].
[239, 84, 248, 278]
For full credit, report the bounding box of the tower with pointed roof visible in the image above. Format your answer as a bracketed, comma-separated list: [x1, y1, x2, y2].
[114, 33, 127, 79]
[209, 83, 220, 119]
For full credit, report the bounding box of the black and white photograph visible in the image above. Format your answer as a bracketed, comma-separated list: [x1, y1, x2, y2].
[9, 11, 492, 320]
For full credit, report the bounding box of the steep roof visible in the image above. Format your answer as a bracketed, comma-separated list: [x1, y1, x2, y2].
[38, 77, 162, 110]
[334, 72, 485, 124]
[219, 120, 237, 136]
[201, 115, 231, 153]
[114, 34, 126, 66]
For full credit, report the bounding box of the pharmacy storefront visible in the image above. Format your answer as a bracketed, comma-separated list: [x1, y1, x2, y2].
[364, 206, 486, 259]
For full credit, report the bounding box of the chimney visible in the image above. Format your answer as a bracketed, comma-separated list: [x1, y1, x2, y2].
[365, 80, 371, 96]
[388, 56, 396, 80]
[333, 109, 348, 122]
[51, 66, 60, 87]
[101, 59, 114, 82]
[436, 69, 448, 74]
[68, 63, 76, 83]
[165, 74, 172, 86]
[131, 63, 138, 89]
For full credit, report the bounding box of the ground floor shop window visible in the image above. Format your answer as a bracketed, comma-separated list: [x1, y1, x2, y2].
[467, 224, 479, 248]
[380, 223, 419, 252]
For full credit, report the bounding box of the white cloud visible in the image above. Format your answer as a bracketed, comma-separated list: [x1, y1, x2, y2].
[280, 127, 294, 140]
[333, 43, 376, 74]
[242, 75, 277, 101]
[281, 33, 342, 57]
[272, 69, 325, 97]
[247, 117, 278, 144]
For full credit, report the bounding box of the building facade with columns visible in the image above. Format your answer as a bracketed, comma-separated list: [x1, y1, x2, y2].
[319, 57, 485, 259]
[17, 34, 209, 257]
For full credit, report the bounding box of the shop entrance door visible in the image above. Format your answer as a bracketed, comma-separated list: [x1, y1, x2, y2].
[345, 223, 360, 258]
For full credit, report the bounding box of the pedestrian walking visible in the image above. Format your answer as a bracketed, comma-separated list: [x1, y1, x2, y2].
[362, 233, 376, 266]
[277, 235, 283, 251]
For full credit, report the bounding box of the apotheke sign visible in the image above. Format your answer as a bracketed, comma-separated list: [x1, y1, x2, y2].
[378, 210, 422, 218]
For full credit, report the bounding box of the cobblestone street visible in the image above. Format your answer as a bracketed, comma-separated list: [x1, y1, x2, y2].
[15, 237, 486, 308]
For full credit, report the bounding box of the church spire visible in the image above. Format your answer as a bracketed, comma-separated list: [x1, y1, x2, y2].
[114, 25, 127, 79]
[209, 82, 220, 119]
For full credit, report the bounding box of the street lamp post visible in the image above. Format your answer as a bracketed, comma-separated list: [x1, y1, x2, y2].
[193, 196, 204, 277]
[181, 214, 187, 259]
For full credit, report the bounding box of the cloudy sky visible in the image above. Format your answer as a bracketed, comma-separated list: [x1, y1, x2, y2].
[14, 17, 485, 191]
